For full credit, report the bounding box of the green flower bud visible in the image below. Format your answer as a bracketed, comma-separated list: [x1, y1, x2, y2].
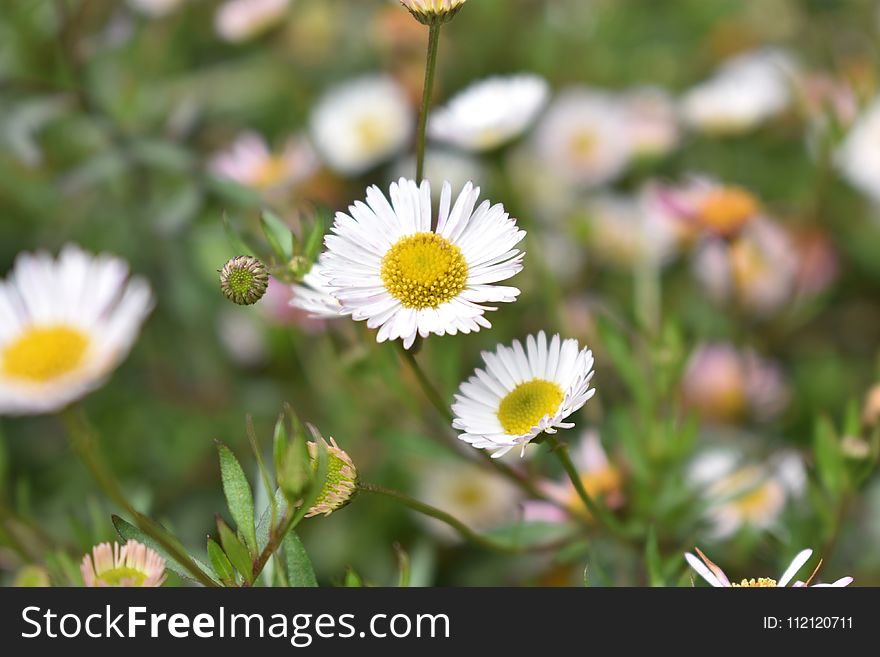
[219, 256, 269, 305]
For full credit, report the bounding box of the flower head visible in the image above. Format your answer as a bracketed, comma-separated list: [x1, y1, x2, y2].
[428, 74, 549, 152]
[215, 0, 289, 43]
[321, 178, 525, 349]
[685, 547, 852, 588]
[0, 245, 153, 415]
[453, 331, 596, 458]
[220, 256, 269, 306]
[289, 259, 343, 318]
[400, 0, 467, 26]
[208, 132, 317, 194]
[81, 540, 166, 587]
[305, 436, 357, 517]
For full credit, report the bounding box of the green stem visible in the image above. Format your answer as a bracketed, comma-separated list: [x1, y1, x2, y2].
[415, 23, 441, 184]
[61, 407, 218, 587]
[359, 482, 549, 554]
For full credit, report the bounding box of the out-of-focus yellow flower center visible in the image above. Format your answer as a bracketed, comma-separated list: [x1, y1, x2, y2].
[729, 238, 770, 293]
[380, 233, 468, 309]
[566, 467, 623, 516]
[729, 480, 778, 519]
[732, 578, 777, 588]
[452, 481, 486, 508]
[2, 325, 89, 383]
[251, 156, 289, 189]
[569, 129, 597, 161]
[698, 187, 759, 234]
[97, 567, 148, 587]
[497, 379, 564, 435]
[355, 115, 390, 152]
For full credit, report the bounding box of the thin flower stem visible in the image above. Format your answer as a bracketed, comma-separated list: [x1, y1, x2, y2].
[359, 482, 548, 554]
[415, 23, 441, 183]
[60, 407, 219, 587]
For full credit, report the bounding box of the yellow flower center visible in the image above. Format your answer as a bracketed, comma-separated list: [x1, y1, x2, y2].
[2, 325, 89, 383]
[732, 578, 777, 588]
[569, 129, 597, 161]
[251, 156, 289, 189]
[497, 378, 564, 435]
[729, 481, 778, 520]
[380, 233, 468, 309]
[355, 115, 390, 152]
[698, 187, 759, 235]
[97, 567, 148, 587]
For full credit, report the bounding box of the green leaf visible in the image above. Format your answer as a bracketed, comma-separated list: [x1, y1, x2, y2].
[283, 531, 317, 587]
[246, 416, 276, 526]
[303, 212, 325, 262]
[343, 567, 363, 587]
[261, 209, 294, 262]
[596, 316, 651, 411]
[217, 442, 257, 555]
[216, 517, 253, 585]
[645, 526, 664, 587]
[394, 543, 411, 588]
[207, 538, 237, 586]
[814, 416, 845, 494]
[483, 521, 572, 549]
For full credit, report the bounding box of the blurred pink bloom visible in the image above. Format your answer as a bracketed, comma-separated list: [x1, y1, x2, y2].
[208, 131, 317, 194]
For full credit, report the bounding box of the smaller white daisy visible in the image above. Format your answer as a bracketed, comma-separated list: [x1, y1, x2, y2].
[310, 75, 414, 176]
[321, 178, 525, 349]
[208, 131, 317, 193]
[0, 245, 154, 415]
[452, 331, 596, 458]
[289, 259, 343, 318]
[428, 74, 549, 152]
[215, 0, 289, 43]
[685, 547, 852, 588]
[836, 96, 880, 204]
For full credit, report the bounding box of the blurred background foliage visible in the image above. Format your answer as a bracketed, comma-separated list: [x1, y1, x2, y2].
[2, 0, 880, 586]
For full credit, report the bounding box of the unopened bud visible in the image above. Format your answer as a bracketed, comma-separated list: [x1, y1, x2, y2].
[219, 256, 269, 305]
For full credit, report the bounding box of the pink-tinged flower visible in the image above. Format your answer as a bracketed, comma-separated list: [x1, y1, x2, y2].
[208, 132, 317, 194]
[685, 547, 852, 587]
[215, 0, 289, 43]
[863, 383, 880, 428]
[648, 177, 763, 239]
[797, 72, 860, 131]
[621, 87, 681, 158]
[791, 227, 838, 297]
[523, 431, 624, 523]
[304, 436, 357, 517]
[81, 540, 166, 587]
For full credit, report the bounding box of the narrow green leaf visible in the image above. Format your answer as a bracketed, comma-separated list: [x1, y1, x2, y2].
[645, 526, 664, 587]
[283, 531, 318, 587]
[261, 210, 294, 261]
[207, 538, 237, 586]
[343, 567, 363, 587]
[303, 212, 325, 262]
[814, 416, 845, 494]
[217, 442, 257, 555]
[217, 517, 253, 585]
[394, 543, 410, 588]
[246, 416, 276, 525]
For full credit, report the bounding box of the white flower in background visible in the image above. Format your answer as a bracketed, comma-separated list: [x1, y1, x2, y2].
[289, 259, 343, 319]
[81, 540, 166, 587]
[621, 87, 681, 157]
[416, 460, 520, 542]
[0, 245, 153, 415]
[216, 308, 268, 367]
[686, 547, 852, 587]
[836, 97, 880, 203]
[681, 49, 796, 135]
[321, 178, 525, 349]
[530, 88, 631, 187]
[523, 430, 624, 523]
[453, 331, 596, 458]
[127, 0, 184, 17]
[215, 0, 289, 43]
[688, 448, 804, 538]
[208, 132, 317, 193]
[428, 74, 549, 152]
[310, 75, 414, 176]
[585, 194, 679, 269]
[392, 149, 484, 200]
[681, 343, 789, 424]
[693, 217, 798, 317]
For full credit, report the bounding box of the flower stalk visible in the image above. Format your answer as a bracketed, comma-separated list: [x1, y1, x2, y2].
[415, 23, 441, 183]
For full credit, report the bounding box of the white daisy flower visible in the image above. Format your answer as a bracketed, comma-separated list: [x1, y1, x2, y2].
[81, 540, 166, 587]
[321, 178, 525, 349]
[836, 97, 880, 203]
[681, 49, 796, 136]
[452, 331, 596, 458]
[530, 88, 631, 188]
[215, 0, 289, 43]
[310, 75, 414, 176]
[127, 0, 184, 17]
[0, 245, 153, 415]
[208, 131, 317, 193]
[685, 547, 852, 587]
[428, 74, 549, 152]
[289, 259, 343, 318]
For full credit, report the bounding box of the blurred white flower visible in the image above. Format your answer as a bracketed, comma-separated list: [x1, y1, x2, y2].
[428, 74, 549, 152]
[127, 0, 184, 18]
[686, 547, 851, 587]
[0, 245, 153, 415]
[681, 49, 796, 135]
[310, 74, 414, 176]
[216, 307, 268, 367]
[416, 460, 520, 542]
[289, 259, 343, 319]
[836, 97, 880, 203]
[530, 88, 631, 187]
[392, 149, 485, 199]
[215, 0, 289, 43]
[621, 87, 681, 157]
[453, 331, 596, 458]
[208, 131, 317, 193]
[321, 178, 525, 349]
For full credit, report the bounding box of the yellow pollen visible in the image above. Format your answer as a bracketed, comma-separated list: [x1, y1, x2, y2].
[251, 156, 289, 189]
[732, 578, 777, 588]
[97, 567, 148, 587]
[698, 187, 759, 235]
[569, 129, 597, 161]
[2, 325, 89, 383]
[497, 378, 564, 435]
[355, 116, 389, 151]
[380, 233, 468, 309]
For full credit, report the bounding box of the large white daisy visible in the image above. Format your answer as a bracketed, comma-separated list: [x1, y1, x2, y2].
[321, 178, 525, 349]
[0, 245, 154, 415]
[452, 331, 596, 458]
[428, 74, 549, 152]
[310, 75, 414, 176]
